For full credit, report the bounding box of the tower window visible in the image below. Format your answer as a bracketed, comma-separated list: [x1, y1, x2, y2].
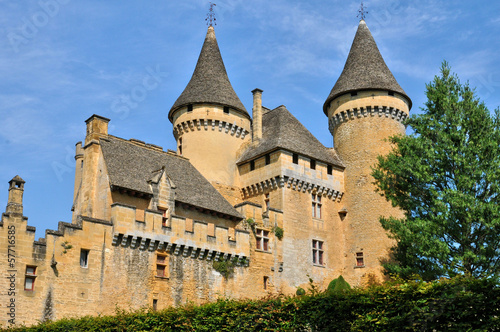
[356, 252, 365, 267]
[312, 240, 324, 265]
[388, 91, 394, 96]
[351, 91, 358, 96]
[256, 229, 270, 251]
[292, 153, 299, 164]
[312, 194, 322, 219]
[310, 159, 316, 170]
[263, 276, 269, 290]
[327, 165, 333, 175]
[187, 104, 193, 112]
[152, 299, 158, 311]
[223, 106, 229, 114]
[80, 249, 89, 268]
[159, 208, 168, 227]
[156, 254, 169, 277]
[178, 137, 182, 156]
[24, 266, 37, 291]
[250, 160, 255, 171]
[265, 154, 271, 165]
[264, 193, 270, 212]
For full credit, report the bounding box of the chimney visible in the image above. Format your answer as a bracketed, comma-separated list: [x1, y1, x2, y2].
[84, 114, 110, 145]
[6, 175, 25, 215]
[252, 88, 263, 141]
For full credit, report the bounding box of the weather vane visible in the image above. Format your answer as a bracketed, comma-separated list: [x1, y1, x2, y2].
[357, 2, 368, 20]
[206, 2, 217, 27]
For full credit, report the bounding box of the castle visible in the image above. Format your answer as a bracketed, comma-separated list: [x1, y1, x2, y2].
[0, 19, 411, 326]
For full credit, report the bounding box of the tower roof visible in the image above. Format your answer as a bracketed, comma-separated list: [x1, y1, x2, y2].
[169, 26, 248, 121]
[323, 20, 411, 114]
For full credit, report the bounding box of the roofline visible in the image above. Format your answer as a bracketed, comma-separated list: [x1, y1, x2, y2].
[323, 88, 413, 115]
[175, 200, 243, 221]
[237, 147, 345, 169]
[168, 101, 251, 123]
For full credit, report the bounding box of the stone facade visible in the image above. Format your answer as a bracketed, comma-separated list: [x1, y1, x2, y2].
[0, 20, 412, 327]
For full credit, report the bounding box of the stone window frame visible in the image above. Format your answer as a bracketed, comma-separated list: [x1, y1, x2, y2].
[312, 193, 322, 219]
[355, 252, 365, 268]
[159, 208, 168, 227]
[255, 228, 270, 252]
[156, 253, 169, 278]
[80, 249, 90, 268]
[24, 265, 37, 291]
[312, 240, 324, 266]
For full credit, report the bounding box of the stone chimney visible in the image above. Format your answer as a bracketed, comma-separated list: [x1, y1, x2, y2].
[84, 114, 110, 145]
[252, 88, 263, 141]
[6, 175, 25, 215]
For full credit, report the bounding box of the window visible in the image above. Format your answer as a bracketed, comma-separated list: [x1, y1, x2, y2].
[178, 137, 182, 156]
[388, 91, 394, 96]
[312, 194, 322, 219]
[263, 276, 269, 290]
[187, 104, 193, 112]
[265, 154, 270, 165]
[223, 106, 229, 114]
[80, 249, 89, 268]
[24, 266, 37, 291]
[250, 160, 255, 171]
[256, 229, 270, 251]
[156, 254, 168, 277]
[312, 240, 324, 265]
[351, 91, 358, 96]
[264, 193, 270, 212]
[152, 299, 158, 311]
[327, 165, 333, 175]
[356, 252, 365, 267]
[292, 153, 299, 164]
[159, 208, 168, 227]
[310, 159, 316, 170]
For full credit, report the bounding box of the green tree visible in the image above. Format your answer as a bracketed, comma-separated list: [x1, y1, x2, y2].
[372, 62, 500, 280]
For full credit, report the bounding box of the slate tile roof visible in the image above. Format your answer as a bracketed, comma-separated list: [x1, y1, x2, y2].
[324, 20, 411, 114]
[237, 106, 344, 167]
[169, 26, 248, 121]
[100, 137, 243, 220]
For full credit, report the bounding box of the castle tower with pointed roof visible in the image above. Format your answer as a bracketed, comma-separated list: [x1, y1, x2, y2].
[324, 19, 411, 281]
[169, 26, 251, 188]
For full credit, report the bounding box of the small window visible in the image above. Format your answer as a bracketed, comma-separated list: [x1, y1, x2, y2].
[152, 299, 158, 311]
[327, 165, 333, 175]
[312, 240, 324, 265]
[178, 137, 182, 156]
[388, 91, 394, 96]
[312, 194, 322, 219]
[223, 106, 229, 114]
[356, 252, 365, 267]
[263, 276, 269, 290]
[265, 154, 271, 165]
[156, 254, 168, 277]
[256, 229, 270, 252]
[351, 91, 358, 96]
[310, 159, 316, 170]
[24, 266, 37, 291]
[250, 160, 255, 171]
[159, 208, 168, 227]
[187, 104, 193, 112]
[80, 249, 89, 268]
[292, 153, 299, 164]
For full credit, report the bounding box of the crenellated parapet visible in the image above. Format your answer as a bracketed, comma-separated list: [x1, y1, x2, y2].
[173, 118, 249, 140]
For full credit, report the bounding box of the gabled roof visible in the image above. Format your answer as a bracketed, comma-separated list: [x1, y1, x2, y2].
[324, 20, 411, 114]
[169, 26, 248, 121]
[238, 106, 344, 167]
[100, 137, 243, 220]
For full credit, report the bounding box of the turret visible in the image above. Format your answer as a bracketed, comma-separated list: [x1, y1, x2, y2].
[324, 20, 412, 284]
[169, 26, 251, 185]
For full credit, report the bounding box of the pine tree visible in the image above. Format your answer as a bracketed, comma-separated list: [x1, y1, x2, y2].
[373, 62, 500, 280]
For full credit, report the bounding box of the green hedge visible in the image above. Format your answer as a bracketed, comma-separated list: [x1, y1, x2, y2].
[5, 276, 499, 331]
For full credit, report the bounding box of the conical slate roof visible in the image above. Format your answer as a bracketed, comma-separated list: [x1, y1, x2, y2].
[323, 20, 411, 114]
[169, 26, 248, 121]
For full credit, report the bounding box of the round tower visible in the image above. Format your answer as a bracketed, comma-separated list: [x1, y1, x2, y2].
[169, 26, 251, 186]
[324, 20, 412, 284]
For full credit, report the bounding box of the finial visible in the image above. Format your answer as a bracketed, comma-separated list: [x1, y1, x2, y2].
[206, 2, 216, 27]
[357, 2, 368, 21]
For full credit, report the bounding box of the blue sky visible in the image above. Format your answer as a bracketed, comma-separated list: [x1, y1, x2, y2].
[1, 0, 500, 238]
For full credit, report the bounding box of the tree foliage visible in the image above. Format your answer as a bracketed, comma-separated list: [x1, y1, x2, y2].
[373, 62, 500, 280]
